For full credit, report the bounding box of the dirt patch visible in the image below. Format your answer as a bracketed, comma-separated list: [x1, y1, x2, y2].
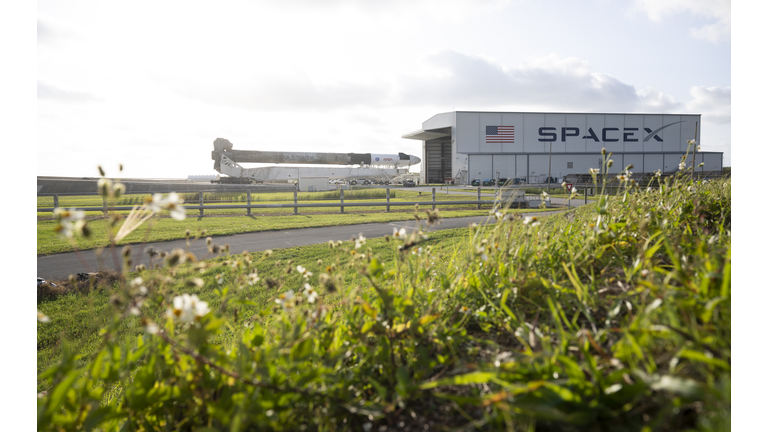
[38, 270, 124, 301]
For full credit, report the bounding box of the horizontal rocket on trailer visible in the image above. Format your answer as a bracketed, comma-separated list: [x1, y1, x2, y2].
[212, 138, 420, 169]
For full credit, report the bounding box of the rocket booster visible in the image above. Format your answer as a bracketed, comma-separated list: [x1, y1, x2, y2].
[212, 138, 421, 167]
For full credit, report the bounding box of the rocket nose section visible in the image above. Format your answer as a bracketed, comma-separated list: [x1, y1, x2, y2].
[410, 155, 421, 166]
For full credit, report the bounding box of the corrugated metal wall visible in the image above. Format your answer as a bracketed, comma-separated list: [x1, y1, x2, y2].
[425, 138, 452, 183]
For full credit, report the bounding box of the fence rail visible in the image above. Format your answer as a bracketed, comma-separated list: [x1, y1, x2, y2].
[38, 187, 533, 215]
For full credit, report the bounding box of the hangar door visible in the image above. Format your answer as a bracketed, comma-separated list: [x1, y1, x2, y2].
[468, 155, 493, 183]
[425, 137, 452, 183]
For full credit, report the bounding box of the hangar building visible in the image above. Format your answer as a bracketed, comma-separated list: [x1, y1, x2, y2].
[402, 111, 723, 185]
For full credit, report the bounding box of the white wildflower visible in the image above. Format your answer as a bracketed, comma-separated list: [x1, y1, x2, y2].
[523, 216, 540, 227]
[459, 306, 471, 314]
[355, 233, 366, 249]
[164, 192, 186, 220]
[393, 227, 408, 238]
[37, 310, 51, 323]
[303, 283, 318, 303]
[296, 265, 313, 279]
[145, 193, 165, 213]
[589, 168, 599, 175]
[247, 272, 260, 286]
[275, 290, 295, 309]
[144, 321, 159, 334]
[166, 294, 210, 323]
[53, 208, 86, 238]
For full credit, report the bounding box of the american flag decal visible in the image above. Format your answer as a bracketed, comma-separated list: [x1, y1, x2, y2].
[486, 125, 514, 143]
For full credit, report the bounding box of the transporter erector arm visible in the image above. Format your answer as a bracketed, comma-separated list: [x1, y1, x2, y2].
[212, 138, 420, 171]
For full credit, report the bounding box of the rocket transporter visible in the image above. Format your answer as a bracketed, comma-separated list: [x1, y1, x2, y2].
[211, 138, 421, 183]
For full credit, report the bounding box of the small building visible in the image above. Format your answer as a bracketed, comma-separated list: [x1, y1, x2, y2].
[187, 174, 220, 182]
[298, 177, 330, 192]
[403, 111, 722, 185]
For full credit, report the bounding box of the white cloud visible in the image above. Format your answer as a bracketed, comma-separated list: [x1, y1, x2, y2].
[636, 87, 681, 111]
[37, 82, 101, 103]
[170, 73, 390, 112]
[629, 0, 730, 42]
[685, 86, 731, 124]
[397, 51, 682, 113]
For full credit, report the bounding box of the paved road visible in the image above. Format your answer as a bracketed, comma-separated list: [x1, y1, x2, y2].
[38, 198, 588, 281]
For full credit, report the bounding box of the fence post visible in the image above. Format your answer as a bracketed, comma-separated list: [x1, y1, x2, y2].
[585, 187, 587, 205]
[340, 189, 344, 214]
[432, 187, 436, 211]
[199, 192, 204, 217]
[294, 190, 298, 215]
[103, 197, 108, 217]
[247, 191, 251, 216]
[53, 194, 59, 210]
[477, 187, 481, 209]
[386, 188, 390, 212]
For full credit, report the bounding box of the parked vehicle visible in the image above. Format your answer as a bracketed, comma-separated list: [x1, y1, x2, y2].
[498, 178, 509, 186]
[512, 177, 526, 185]
[471, 179, 481, 186]
[482, 179, 494, 186]
[403, 180, 416, 187]
[37, 277, 56, 287]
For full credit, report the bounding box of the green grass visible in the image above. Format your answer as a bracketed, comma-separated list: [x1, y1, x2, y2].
[36, 228, 470, 379]
[37, 207, 559, 256]
[38, 171, 730, 431]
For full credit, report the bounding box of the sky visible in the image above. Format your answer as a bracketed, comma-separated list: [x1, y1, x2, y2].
[36, 0, 732, 179]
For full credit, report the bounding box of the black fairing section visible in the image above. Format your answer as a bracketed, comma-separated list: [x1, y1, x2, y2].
[348, 153, 371, 165]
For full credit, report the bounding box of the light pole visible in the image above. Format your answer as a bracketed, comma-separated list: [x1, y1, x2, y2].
[691, 121, 698, 176]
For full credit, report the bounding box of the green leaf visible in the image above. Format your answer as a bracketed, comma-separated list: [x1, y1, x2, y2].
[291, 339, 314, 362]
[420, 371, 496, 390]
[204, 316, 227, 332]
[500, 289, 517, 323]
[82, 406, 126, 431]
[418, 314, 439, 326]
[360, 321, 376, 334]
[44, 370, 79, 418]
[368, 258, 384, 278]
[701, 297, 727, 324]
[679, 349, 731, 371]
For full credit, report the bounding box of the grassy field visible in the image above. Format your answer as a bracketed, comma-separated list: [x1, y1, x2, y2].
[38, 189, 505, 218]
[37, 189, 560, 255]
[38, 172, 730, 430]
[36, 228, 470, 378]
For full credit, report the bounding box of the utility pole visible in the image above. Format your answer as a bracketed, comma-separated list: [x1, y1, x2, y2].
[691, 121, 698, 176]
